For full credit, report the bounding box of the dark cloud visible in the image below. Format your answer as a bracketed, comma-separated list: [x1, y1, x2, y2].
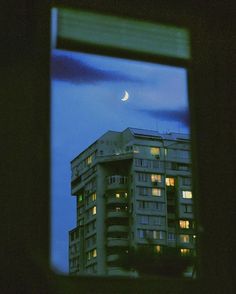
[51, 53, 139, 84]
[136, 108, 190, 127]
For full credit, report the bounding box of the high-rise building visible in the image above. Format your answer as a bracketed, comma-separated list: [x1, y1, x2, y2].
[69, 128, 195, 276]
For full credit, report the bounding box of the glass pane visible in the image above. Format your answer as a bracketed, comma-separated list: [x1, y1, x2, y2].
[51, 49, 196, 278]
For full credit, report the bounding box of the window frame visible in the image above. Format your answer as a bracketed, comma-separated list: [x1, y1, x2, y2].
[5, 1, 234, 293]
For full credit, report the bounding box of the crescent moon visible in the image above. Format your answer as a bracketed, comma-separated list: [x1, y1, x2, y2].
[121, 90, 129, 101]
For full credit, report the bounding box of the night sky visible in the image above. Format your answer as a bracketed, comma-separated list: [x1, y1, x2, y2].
[50, 49, 189, 273]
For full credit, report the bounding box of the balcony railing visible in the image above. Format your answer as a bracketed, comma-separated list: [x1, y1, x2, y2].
[107, 238, 129, 247]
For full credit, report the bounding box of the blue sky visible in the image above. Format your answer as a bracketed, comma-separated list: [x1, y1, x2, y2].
[51, 49, 189, 273]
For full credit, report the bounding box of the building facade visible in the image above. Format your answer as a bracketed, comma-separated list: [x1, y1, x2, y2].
[69, 128, 195, 276]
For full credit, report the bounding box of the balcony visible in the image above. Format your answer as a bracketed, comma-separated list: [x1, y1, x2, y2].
[107, 197, 128, 205]
[107, 238, 129, 247]
[107, 210, 128, 218]
[107, 225, 128, 233]
[106, 175, 128, 190]
[107, 254, 120, 262]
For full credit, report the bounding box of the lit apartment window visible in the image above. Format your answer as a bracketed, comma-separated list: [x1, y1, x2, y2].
[180, 248, 190, 256]
[150, 147, 160, 156]
[91, 193, 96, 201]
[92, 249, 97, 258]
[182, 191, 192, 199]
[180, 234, 190, 243]
[151, 174, 162, 182]
[152, 188, 161, 196]
[179, 220, 190, 229]
[124, 192, 128, 198]
[115, 193, 120, 198]
[78, 194, 83, 202]
[115, 207, 121, 212]
[86, 155, 92, 165]
[155, 245, 161, 253]
[166, 177, 175, 186]
[92, 206, 96, 215]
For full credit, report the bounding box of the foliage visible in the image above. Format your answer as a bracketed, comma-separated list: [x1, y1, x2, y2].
[118, 245, 194, 277]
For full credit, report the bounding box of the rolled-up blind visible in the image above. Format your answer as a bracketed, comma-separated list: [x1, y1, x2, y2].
[55, 8, 190, 60]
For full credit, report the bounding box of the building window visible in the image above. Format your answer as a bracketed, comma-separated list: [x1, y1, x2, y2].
[86, 155, 92, 165]
[78, 194, 83, 202]
[92, 206, 96, 215]
[139, 215, 149, 224]
[183, 204, 192, 213]
[137, 172, 149, 182]
[166, 177, 175, 186]
[182, 177, 191, 185]
[138, 229, 145, 239]
[168, 232, 176, 240]
[180, 248, 190, 256]
[92, 248, 97, 258]
[164, 148, 168, 157]
[182, 191, 192, 199]
[151, 174, 162, 182]
[152, 188, 161, 196]
[115, 193, 120, 198]
[150, 147, 160, 156]
[153, 230, 165, 240]
[179, 220, 190, 229]
[154, 245, 161, 253]
[180, 234, 190, 243]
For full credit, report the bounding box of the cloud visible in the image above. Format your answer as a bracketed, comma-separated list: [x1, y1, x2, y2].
[51, 53, 139, 84]
[135, 108, 190, 127]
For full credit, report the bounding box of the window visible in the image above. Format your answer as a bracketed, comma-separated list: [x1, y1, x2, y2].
[78, 194, 83, 202]
[115, 193, 120, 198]
[180, 248, 190, 256]
[139, 215, 149, 225]
[92, 248, 97, 258]
[180, 234, 190, 243]
[151, 174, 162, 183]
[155, 245, 161, 253]
[86, 155, 92, 165]
[179, 220, 190, 229]
[182, 177, 191, 185]
[183, 204, 192, 213]
[51, 5, 196, 279]
[153, 230, 165, 240]
[138, 229, 145, 239]
[137, 172, 149, 182]
[92, 206, 96, 215]
[168, 233, 176, 240]
[152, 188, 161, 196]
[166, 177, 175, 186]
[182, 191, 192, 199]
[150, 147, 160, 156]
[86, 248, 97, 261]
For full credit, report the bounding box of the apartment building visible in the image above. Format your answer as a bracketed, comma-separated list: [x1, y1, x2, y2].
[69, 128, 195, 276]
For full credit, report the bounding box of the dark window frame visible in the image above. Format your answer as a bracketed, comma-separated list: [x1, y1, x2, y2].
[3, 1, 234, 293]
